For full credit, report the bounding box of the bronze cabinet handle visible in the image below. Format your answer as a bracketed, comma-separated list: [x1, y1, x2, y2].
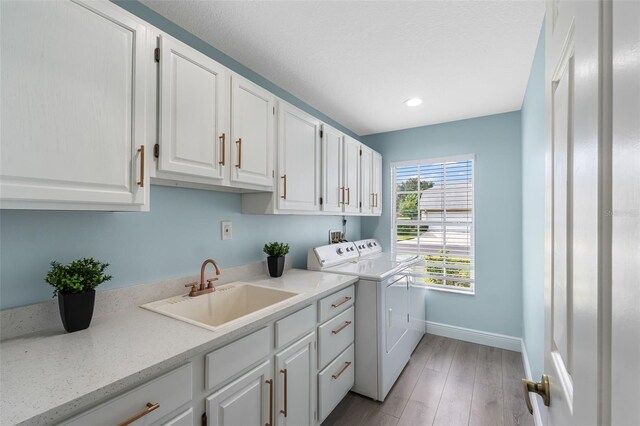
[522, 374, 550, 414]
[280, 369, 288, 417]
[137, 145, 145, 187]
[371, 193, 375, 208]
[346, 187, 350, 205]
[235, 138, 242, 168]
[117, 402, 160, 426]
[331, 361, 352, 380]
[332, 320, 352, 335]
[340, 187, 345, 204]
[331, 296, 352, 308]
[219, 133, 225, 165]
[281, 175, 287, 199]
[265, 379, 273, 426]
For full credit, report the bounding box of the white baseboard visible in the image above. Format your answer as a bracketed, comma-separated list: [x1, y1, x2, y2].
[521, 341, 544, 426]
[426, 321, 522, 352]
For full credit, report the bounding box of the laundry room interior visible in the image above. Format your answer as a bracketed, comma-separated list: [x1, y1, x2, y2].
[1, 1, 638, 426]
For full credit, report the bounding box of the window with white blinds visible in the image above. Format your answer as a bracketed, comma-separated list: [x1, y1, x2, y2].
[392, 155, 475, 293]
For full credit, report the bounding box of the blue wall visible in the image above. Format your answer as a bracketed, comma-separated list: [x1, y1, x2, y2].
[361, 112, 523, 337]
[521, 22, 545, 377]
[0, 186, 360, 309]
[0, 1, 363, 310]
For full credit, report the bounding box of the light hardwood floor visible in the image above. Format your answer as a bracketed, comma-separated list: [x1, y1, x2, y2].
[322, 334, 534, 426]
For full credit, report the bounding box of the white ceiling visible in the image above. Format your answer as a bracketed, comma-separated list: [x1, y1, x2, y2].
[141, 1, 545, 136]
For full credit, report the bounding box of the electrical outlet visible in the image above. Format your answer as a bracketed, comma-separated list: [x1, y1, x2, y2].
[221, 221, 232, 240]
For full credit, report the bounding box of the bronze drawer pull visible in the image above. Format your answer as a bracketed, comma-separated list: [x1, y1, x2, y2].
[265, 379, 273, 426]
[331, 296, 352, 308]
[235, 138, 242, 168]
[280, 368, 288, 417]
[281, 174, 287, 199]
[332, 320, 352, 335]
[137, 145, 145, 187]
[219, 133, 225, 165]
[331, 361, 352, 380]
[117, 402, 159, 426]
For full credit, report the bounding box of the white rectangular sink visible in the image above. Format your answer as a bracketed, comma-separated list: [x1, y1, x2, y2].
[141, 282, 300, 331]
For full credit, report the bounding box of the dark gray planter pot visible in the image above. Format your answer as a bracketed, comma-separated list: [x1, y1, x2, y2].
[58, 289, 95, 333]
[267, 256, 285, 278]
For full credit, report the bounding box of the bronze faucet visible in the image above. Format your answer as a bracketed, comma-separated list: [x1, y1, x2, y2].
[185, 259, 222, 297]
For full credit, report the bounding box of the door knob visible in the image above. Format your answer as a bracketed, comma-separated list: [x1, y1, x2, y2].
[522, 374, 550, 414]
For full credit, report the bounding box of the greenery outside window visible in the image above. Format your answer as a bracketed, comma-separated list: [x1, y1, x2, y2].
[392, 155, 475, 293]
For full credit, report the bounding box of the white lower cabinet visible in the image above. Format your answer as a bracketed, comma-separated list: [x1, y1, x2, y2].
[61, 288, 356, 426]
[275, 332, 317, 426]
[206, 360, 273, 426]
[318, 344, 355, 423]
[63, 363, 192, 426]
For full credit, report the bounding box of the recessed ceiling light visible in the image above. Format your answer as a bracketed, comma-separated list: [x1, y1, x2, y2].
[404, 98, 423, 107]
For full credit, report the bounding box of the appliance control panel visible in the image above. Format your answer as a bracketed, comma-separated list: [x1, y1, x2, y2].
[308, 241, 359, 269]
[354, 239, 383, 256]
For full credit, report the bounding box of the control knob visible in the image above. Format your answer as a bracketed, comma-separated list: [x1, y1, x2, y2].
[336, 248, 344, 255]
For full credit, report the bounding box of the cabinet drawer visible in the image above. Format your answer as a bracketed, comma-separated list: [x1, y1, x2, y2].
[275, 304, 315, 348]
[318, 285, 354, 323]
[63, 363, 192, 426]
[206, 327, 270, 390]
[318, 306, 354, 369]
[318, 344, 355, 423]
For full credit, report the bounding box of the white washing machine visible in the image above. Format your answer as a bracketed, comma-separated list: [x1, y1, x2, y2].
[308, 239, 426, 401]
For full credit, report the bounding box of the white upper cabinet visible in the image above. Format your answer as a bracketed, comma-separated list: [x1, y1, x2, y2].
[157, 34, 229, 182]
[342, 136, 361, 213]
[0, 0, 149, 210]
[321, 125, 344, 213]
[372, 152, 382, 215]
[231, 75, 275, 189]
[277, 101, 321, 212]
[360, 145, 374, 214]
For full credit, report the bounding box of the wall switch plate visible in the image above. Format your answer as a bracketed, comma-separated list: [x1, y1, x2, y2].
[221, 221, 232, 240]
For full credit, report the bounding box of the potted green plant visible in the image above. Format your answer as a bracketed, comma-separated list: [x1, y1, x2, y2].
[45, 258, 112, 333]
[263, 242, 290, 278]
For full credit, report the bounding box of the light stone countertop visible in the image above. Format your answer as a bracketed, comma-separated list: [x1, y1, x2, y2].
[0, 269, 357, 426]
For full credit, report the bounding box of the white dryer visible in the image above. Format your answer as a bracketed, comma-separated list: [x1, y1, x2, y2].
[308, 239, 425, 401]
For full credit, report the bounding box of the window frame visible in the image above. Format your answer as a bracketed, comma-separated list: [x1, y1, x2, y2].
[390, 154, 476, 295]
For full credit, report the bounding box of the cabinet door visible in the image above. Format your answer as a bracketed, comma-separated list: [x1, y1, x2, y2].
[231, 75, 274, 188]
[206, 361, 272, 426]
[0, 0, 148, 210]
[342, 137, 360, 213]
[158, 35, 229, 182]
[372, 152, 383, 215]
[360, 146, 374, 214]
[277, 102, 321, 212]
[321, 125, 344, 213]
[275, 332, 316, 426]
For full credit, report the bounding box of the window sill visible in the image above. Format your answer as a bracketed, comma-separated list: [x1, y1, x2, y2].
[425, 285, 475, 296]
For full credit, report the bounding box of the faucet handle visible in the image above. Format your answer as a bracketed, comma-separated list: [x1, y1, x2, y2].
[184, 282, 198, 295]
[206, 278, 218, 289]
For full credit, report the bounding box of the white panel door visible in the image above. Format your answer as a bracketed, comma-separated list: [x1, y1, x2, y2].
[611, 2, 640, 425]
[206, 361, 272, 426]
[275, 332, 316, 426]
[385, 275, 409, 354]
[541, 1, 605, 425]
[342, 137, 360, 213]
[231, 75, 274, 188]
[321, 124, 344, 213]
[360, 146, 373, 214]
[0, 0, 148, 210]
[372, 152, 383, 215]
[277, 102, 321, 212]
[158, 34, 229, 181]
